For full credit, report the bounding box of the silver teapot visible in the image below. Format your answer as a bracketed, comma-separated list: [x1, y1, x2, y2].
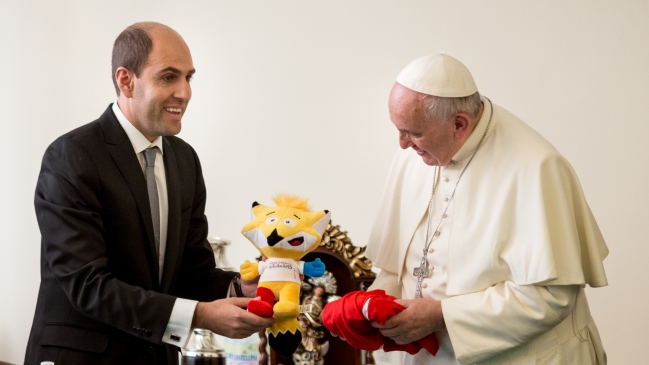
[208, 237, 234, 271]
[181, 329, 225, 364]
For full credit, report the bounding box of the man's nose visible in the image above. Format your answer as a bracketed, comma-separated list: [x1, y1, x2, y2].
[399, 133, 413, 149]
[175, 79, 192, 101]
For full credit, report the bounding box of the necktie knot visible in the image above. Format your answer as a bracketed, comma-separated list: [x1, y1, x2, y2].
[144, 147, 157, 168]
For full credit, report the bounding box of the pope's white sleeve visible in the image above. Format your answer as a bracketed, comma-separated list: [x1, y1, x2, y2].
[367, 269, 402, 298]
[442, 282, 578, 364]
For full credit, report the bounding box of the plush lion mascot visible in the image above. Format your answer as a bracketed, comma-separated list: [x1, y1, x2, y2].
[240, 195, 330, 357]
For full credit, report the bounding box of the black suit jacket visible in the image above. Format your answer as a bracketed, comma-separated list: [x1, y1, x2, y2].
[25, 105, 236, 365]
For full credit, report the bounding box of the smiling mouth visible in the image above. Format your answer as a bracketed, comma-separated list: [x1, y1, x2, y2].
[288, 237, 304, 246]
[165, 107, 182, 114]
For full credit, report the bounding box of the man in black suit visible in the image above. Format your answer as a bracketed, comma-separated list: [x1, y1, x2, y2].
[24, 22, 274, 365]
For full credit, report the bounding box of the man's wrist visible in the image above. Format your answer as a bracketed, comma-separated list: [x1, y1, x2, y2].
[192, 302, 205, 329]
[231, 273, 244, 297]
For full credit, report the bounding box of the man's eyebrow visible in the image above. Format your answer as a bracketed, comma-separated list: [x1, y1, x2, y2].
[156, 67, 196, 76]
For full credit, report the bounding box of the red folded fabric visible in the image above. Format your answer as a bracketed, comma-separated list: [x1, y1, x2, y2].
[321, 290, 439, 356]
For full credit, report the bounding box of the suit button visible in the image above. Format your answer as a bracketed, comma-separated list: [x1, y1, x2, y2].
[139, 328, 147, 336]
[132, 326, 139, 334]
[146, 330, 153, 337]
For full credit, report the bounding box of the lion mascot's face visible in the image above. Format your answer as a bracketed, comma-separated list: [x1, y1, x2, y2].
[242, 199, 330, 261]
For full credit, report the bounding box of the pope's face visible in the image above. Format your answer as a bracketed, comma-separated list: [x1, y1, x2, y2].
[389, 83, 459, 166]
[129, 28, 195, 141]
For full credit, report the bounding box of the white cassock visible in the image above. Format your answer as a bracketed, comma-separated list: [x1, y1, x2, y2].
[366, 96, 609, 365]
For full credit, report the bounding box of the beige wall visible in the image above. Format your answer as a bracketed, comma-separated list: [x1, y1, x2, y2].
[1, 1, 647, 363]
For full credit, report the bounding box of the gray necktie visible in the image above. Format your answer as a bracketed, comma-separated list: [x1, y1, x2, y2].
[144, 147, 160, 258]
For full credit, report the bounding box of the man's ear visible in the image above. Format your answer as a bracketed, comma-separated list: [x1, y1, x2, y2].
[452, 112, 472, 140]
[115, 66, 135, 98]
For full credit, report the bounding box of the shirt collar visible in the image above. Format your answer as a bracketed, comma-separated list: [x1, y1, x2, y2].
[112, 101, 164, 155]
[451, 95, 494, 162]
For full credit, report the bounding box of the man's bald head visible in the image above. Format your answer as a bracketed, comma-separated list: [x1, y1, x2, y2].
[111, 22, 185, 96]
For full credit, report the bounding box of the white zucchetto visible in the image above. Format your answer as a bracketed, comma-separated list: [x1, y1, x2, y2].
[396, 53, 478, 97]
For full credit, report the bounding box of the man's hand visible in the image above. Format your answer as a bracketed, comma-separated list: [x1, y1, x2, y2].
[193, 298, 275, 339]
[239, 275, 260, 298]
[373, 298, 444, 345]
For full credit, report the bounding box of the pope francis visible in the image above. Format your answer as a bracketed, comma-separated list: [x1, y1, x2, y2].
[366, 54, 608, 365]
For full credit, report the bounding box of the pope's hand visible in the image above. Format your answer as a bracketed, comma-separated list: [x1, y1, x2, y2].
[373, 298, 444, 345]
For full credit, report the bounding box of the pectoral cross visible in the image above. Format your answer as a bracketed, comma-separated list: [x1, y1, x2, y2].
[413, 249, 431, 299]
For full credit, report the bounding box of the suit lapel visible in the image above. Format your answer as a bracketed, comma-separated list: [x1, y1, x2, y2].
[99, 106, 160, 287]
[161, 138, 182, 293]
